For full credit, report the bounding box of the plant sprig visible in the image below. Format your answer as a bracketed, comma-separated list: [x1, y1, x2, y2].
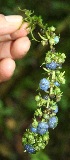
[19, 8, 66, 154]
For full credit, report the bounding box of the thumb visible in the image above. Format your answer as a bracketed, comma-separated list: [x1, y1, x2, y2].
[0, 14, 23, 36]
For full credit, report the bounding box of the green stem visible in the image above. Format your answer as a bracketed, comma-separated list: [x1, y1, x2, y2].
[49, 71, 55, 96]
[52, 71, 55, 82]
[38, 32, 47, 41]
[47, 98, 50, 108]
[50, 87, 53, 95]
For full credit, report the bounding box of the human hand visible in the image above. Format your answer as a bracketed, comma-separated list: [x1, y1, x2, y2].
[0, 14, 31, 83]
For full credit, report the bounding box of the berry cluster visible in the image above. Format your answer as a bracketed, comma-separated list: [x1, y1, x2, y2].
[21, 9, 66, 154]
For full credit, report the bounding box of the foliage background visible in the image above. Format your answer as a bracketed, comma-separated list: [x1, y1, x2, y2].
[0, 0, 70, 160]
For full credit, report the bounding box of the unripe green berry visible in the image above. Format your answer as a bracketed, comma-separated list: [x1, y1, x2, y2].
[34, 108, 42, 117]
[43, 114, 49, 119]
[35, 95, 40, 101]
[38, 142, 45, 149]
[50, 26, 55, 31]
[49, 38, 54, 45]
[43, 133, 49, 142]
[32, 119, 38, 127]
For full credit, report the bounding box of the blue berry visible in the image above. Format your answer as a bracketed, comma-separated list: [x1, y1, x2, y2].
[46, 62, 58, 70]
[37, 128, 47, 135]
[53, 105, 58, 113]
[24, 144, 35, 153]
[24, 144, 30, 150]
[54, 81, 60, 87]
[52, 105, 58, 114]
[38, 122, 49, 129]
[37, 122, 48, 135]
[30, 126, 37, 133]
[39, 78, 50, 92]
[48, 116, 58, 129]
[54, 36, 59, 44]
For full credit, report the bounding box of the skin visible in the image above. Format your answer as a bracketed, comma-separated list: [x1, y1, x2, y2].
[0, 14, 31, 83]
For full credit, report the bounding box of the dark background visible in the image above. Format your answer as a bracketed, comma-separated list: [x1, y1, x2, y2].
[0, 0, 70, 160]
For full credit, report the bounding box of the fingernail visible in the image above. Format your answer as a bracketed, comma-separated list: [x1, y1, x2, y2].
[5, 15, 23, 23]
[21, 22, 29, 29]
[26, 27, 31, 34]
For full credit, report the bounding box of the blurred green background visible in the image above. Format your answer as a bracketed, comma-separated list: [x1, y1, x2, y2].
[0, 0, 70, 160]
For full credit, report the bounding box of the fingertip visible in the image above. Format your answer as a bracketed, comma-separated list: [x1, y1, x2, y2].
[0, 58, 16, 82]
